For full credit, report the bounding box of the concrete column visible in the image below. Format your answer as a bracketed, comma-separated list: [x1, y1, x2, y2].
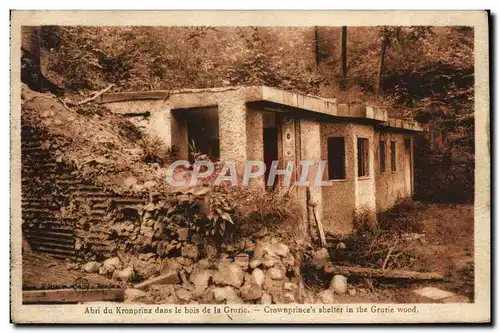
[246, 110, 264, 187]
[218, 92, 247, 175]
[298, 119, 323, 239]
[170, 110, 189, 160]
[353, 124, 377, 227]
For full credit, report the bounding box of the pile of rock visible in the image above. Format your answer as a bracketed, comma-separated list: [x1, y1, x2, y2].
[120, 237, 303, 304]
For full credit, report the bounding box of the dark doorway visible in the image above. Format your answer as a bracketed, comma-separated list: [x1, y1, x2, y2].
[263, 127, 278, 184]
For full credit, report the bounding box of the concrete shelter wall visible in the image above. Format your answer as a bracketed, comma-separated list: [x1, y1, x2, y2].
[375, 131, 414, 212]
[353, 124, 377, 218]
[218, 92, 247, 175]
[246, 109, 264, 187]
[320, 122, 356, 235]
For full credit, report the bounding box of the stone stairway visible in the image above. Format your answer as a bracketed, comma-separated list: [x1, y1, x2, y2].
[21, 123, 147, 261]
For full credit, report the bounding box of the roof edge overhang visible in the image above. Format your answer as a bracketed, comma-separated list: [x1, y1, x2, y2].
[98, 85, 422, 133]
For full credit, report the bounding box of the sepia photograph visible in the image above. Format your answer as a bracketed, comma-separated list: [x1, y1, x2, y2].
[10, 10, 490, 324]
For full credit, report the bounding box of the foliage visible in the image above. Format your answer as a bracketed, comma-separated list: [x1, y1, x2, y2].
[139, 135, 178, 166]
[39, 25, 475, 202]
[330, 200, 427, 271]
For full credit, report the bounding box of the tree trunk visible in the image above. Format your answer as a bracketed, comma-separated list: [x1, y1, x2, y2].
[376, 35, 390, 95]
[340, 26, 347, 90]
[21, 26, 42, 90]
[314, 26, 320, 69]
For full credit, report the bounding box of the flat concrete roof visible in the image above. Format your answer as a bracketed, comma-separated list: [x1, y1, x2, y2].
[98, 85, 422, 132]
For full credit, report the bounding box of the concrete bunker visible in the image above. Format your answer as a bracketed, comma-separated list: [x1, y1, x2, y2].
[99, 86, 423, 235]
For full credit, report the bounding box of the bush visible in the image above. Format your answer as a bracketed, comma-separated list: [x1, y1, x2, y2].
[140, 136, 178, 166]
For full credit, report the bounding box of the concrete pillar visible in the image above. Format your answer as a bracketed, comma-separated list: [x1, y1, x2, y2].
[353, 124, 377, 227]
[246, 110, 264, 187]
[170, 110, 189, 160]
[298, 119, 323, 239]
[218, 92, 247, 175]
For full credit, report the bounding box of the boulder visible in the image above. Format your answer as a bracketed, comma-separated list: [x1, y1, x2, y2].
[284, 282, 298, 291]
[125, 288, 147, 303]
[282, 253, 295, 267]
[213, 286, 241, 304]
[189, 268, 212, 296]
[212, 263, 244, 288]
[267, 267, 284, 280]
[181, 244, 200, 261]
[312, 248, 330, 265]
[113, 266, 136, 282]
[259, 293, 272, 304]
[134, 272, 180, 290]
[261, 254, 278, 268]
[319, 289, 335, 303]
[249, 259, 261, 269]
[98, 264, 115, 275]
[130, 253, 159, 278]
[240, 282, 262, 301]
[103, 257, 122, 269]
[160, 258, 182, 276]
[330, 275, 347, 294]
[177, 228, 189, 241]
[234, 253, 250, 268]
[251, 268, 265, 287]
[283, 292, 295, 304]
[82, 261, 101, 273]
[253, 241, 289, 259]
[176, 288, 192, 302]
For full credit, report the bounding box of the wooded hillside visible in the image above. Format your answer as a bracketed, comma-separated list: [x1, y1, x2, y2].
[30, 26, 475, 202]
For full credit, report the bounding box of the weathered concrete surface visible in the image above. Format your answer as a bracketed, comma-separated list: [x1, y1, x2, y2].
[246, 109, 264, 187]
[100, 86, 421, 131]
[320, 122, 356, 235]
[353, 124, 377, 227]
[375, 131, 413, 212]
[218, 91, 247, 175]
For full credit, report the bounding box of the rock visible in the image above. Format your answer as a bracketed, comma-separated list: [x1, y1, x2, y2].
[330, 275, 347, 294]
[177, 228, 189, 241]
[282, 253, 295, 267]
[176, 288, 192, 302]
[267, 267, 284, 280]
[251, 268, 265, 287]
[348, 288, 356, 296]
[312, 248, 330, 265]
[66, 263, 79, 270]
[103, 257, 122, 270]
[240, 282, 262, 301]
[143, 180, 157, 189]
[266, 242, 290, 257]
[160, 258, 182, 277]
[254, 241, 290, 259]
[259, 293, 272, 304]
[249, 259, 261, 269]
[205, 243, 217, 260]
[213, 263, 244, 288]
[125, 288, 147, 303]
[189, 268, 212, 296]
[213, 286, 241, 304]
[261, 254, 277, 268]
[130, 253, 159, 278]
[181, 244, 200, 261]
[124, 176, 138, 187]
[234, 253, 249, 268]
[283, 292, 295, 303]
[197, 259, 210, 270]
[336, 242, 347, 249]
[319, 289, 335, 303]
[99, 264, 115, 275]
[284, 282, 298, 291]
[134, 272, 180, 290]
[113, 266, 136, 282]
[82, 261, 101, 273]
